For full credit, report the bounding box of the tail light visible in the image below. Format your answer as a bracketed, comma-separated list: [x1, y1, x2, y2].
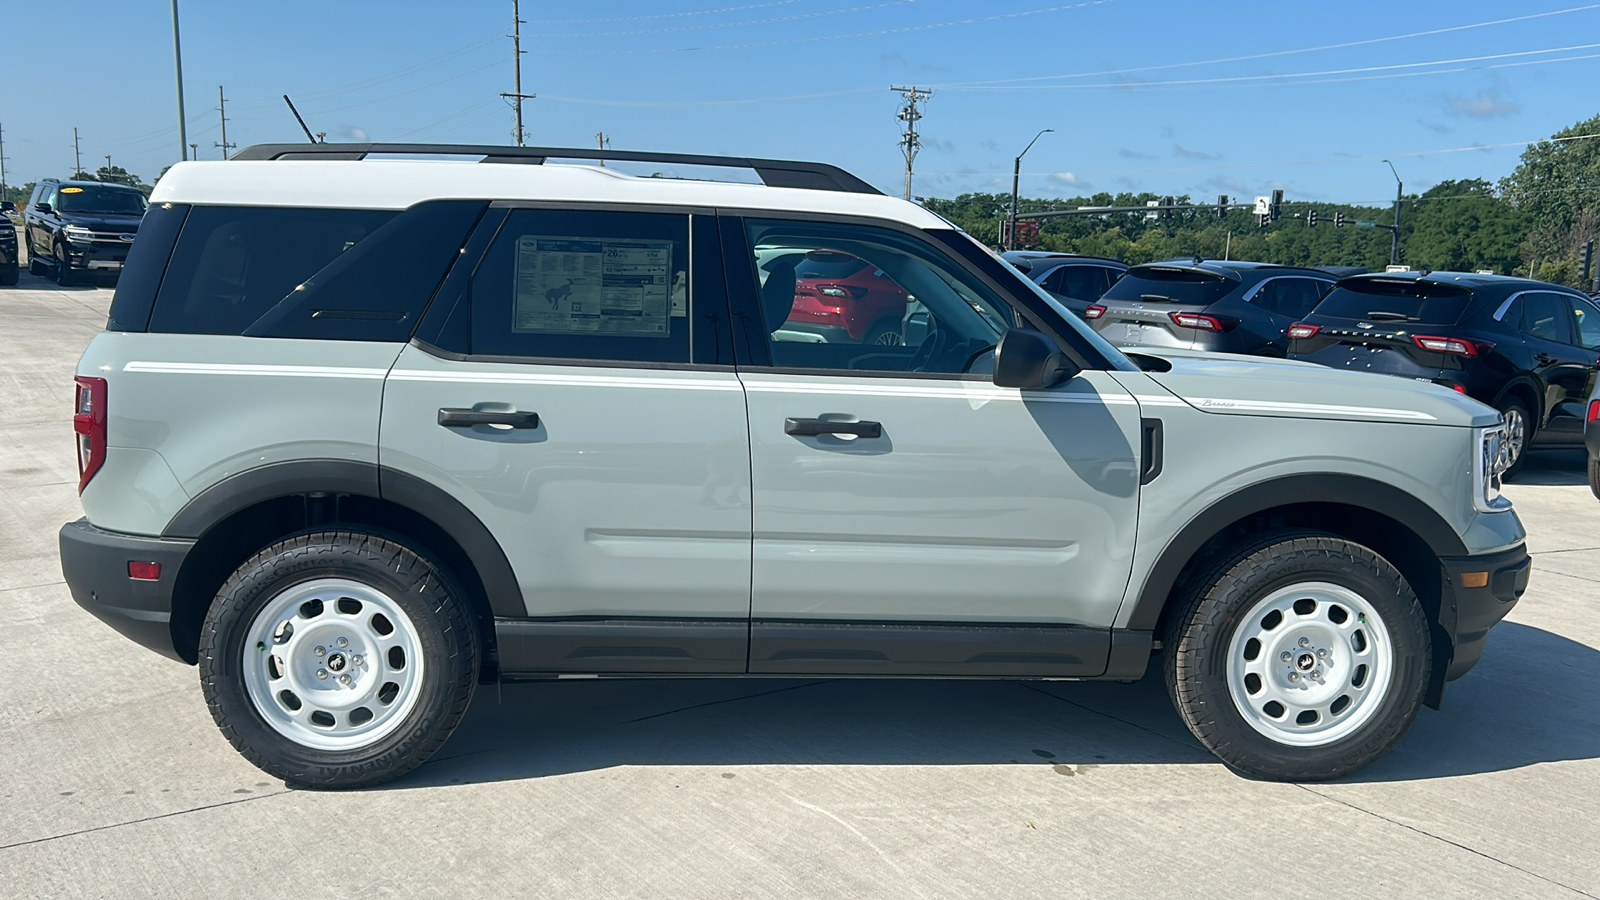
[1452, 383, 1468, 394]
[1083, 304, 1106, 319]
[1589, 399, 1600, 423]
[1287, 323, 1320, 339]
[816, 284, 867, 300]
[1169, 311, 1236, 332]
[1413, 335, 1490, 357]
[73, 376, 107, 493]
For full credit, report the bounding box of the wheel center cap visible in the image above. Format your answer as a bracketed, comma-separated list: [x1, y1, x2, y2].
[326, 653, 347, 673]
[1296, 653, 1316, 672]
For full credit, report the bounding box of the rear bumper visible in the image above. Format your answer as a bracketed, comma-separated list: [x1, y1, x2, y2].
[1437, 543, 1530, 684]
[59, 518, 191, 661]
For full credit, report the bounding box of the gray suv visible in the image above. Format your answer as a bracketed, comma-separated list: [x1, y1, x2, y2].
[60, 144, 1529, 788]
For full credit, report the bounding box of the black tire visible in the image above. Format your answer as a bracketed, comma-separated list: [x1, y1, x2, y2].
[1163, 530, 1431, 781]
[52, 241, 74, 286]
[0, 264, 16, 287]
[1496, 396, 1533, 480]
[862, 315, 904, 347]
[199, 530, 479, 789]
[1588, 452, 1600, 501]
[29, 255, 47, 276]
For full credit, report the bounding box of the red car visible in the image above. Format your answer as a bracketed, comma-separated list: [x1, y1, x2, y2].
[786, 250, 912, 345]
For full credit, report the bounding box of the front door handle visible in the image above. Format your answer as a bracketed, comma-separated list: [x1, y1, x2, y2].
[1535, 353, 1557, 366]
[784, 417, 882, 438]
[438, 408, 540, 429]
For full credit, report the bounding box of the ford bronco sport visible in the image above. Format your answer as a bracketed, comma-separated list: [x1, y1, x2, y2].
[60, 144, 1529, 788]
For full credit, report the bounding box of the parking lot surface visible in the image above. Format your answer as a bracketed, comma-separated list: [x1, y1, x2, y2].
[2, 272, 1597, 899]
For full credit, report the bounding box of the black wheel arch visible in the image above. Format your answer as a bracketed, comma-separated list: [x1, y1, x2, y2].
[162, 459, 522, 672]
[1491, 378, 1542, 424]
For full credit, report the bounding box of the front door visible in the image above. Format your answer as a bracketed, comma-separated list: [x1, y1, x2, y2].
[727, 216, 1143, 677]
[380, 207, 750, 672]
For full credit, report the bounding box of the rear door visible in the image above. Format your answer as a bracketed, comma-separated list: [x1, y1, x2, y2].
[379, 207, 751, 673]
[1521, 291, 1597, 439]
[1243, 276, 1333, 354]
[728, 215, 1142, 677]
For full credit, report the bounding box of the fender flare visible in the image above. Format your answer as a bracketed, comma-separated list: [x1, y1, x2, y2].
[1122, 473, 1468, 631]
[162, 459, 524, 617]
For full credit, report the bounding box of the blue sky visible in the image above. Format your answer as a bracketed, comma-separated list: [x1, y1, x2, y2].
[5, 0, 1600, 205]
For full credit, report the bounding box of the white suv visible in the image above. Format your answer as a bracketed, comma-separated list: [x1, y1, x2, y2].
[61, 144, 1528, 788]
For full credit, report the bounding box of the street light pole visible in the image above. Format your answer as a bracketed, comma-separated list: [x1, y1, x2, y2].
[1009, 128, 1053, 251]
[1383, 159, 1402, 267]
[171, 0, 189, 162]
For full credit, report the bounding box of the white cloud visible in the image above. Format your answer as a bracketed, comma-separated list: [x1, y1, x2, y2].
[1445, 88, 1518, 119]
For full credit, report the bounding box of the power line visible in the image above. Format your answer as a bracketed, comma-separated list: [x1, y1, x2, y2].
[534, 0, 1119, 54]
[528, 0, 800, 24]
[933, 3, 1600, 89]
[304, 59, 504, 115]
[529, 0, 920, 38]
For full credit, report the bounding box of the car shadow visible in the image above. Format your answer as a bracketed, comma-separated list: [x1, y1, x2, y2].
[1507, 448, 1587, 487]
[388, 620, 1597, 789]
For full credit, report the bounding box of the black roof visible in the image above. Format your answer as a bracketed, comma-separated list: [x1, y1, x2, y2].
[1336, 269, 1588, 296]
[1137, 258, 1335, 281]
[44, 178, 143, 191]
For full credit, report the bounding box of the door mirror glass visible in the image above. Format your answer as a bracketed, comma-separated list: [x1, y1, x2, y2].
[35, 202, 51, 214]
[993, 328, 1079, 388]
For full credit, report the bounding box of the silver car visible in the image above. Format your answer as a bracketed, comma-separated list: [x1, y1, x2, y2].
[59, 144, 1527, 788]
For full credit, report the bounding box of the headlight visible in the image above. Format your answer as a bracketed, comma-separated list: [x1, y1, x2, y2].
[1473, 425, 1510, 512]
[63, 226, 96, 242]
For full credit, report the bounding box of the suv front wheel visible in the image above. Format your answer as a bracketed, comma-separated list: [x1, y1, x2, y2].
[1164, 531, 1430, 781]
[199, 530, 479, 789]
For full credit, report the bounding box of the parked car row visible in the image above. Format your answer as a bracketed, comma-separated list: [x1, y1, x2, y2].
[0, 202, 18, 287]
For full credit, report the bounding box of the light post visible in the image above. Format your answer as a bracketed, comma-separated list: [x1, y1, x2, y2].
[1008, 128, 1052, 251]
[171, 0, 189, 162]
[1382, 159, 1402, 267]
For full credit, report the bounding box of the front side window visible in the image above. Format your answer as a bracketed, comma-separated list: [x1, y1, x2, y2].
[1568, 296, 1600, 350]
[747, 219, 1011, 375]
[1521, 292, 1574, 344]
[469, 209, 690, 364]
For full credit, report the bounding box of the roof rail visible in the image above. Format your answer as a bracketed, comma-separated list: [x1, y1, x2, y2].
[229, 143, 882, 195]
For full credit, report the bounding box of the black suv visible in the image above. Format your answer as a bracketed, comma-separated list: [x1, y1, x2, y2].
[0, 201, 17, 286]
[1000, 251, 1127, 317]
[23, 179, 147, 285]
[1086, 259, 1335, 356]
[1289, 271, 1600, 475]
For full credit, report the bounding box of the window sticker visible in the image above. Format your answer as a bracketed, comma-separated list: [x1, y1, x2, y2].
[60, 187, 84, 193]
[512, 236, 674, 337]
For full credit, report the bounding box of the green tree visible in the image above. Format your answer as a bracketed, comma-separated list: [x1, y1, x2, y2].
[1501, 113, 1600, 285]
[1402, 180, 1523, 275]
[93, 165, 141, 187]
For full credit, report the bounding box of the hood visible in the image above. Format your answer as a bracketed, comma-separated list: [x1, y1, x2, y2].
[1128, 348, 1498, 428]
[60, 212, 142, 233]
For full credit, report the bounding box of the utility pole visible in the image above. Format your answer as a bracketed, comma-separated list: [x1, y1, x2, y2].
[1383, 159, 1402, 267]
[172, 0, 189, 161]
[214, 86, 236, 159]
[104, 155, 112, 180]
[1008, 128, 1052, 251]
[597, 132, 609, 166]
[890, 85, 932, 201]
[73, 128, 82, 176]
[0, 122, 8, 202]
[500, 0, 535, 146]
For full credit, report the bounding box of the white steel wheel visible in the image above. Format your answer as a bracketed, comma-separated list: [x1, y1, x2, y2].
[242, 578, 426, 751]
[1225, 582, 1393, 747]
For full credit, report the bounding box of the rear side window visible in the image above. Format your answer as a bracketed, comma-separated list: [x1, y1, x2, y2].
[1521, 292, 1574, 344]
[1251, 278, 1330, 319]
[1101, 267, 1233, 305]
[106, 202, 191, 332]
[1043, 264, 1112, 301]
[1312, 279, 1472, 326]
[468, 208, 690, 364]
[150, 206, 396, 335]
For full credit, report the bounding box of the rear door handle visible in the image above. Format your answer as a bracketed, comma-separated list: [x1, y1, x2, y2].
[784, 417, 882, 438]
[438, 408, 540, 429]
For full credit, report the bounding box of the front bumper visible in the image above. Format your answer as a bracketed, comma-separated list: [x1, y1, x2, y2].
[1436, 543, 1530, 686]
[59, 518, 192, 661]
[62, 237, 133, 269]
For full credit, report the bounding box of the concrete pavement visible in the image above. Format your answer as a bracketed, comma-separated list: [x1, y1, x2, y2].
[1, 271, 1596, 898]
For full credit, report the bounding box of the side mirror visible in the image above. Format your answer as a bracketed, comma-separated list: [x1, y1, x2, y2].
[993, 328, 1079, 389]
[34, 202, 51, 215]
[0, 201, 13, 213]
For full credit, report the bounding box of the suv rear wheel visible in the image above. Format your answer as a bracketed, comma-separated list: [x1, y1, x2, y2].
[199, 530, 479, 789]
[1164, 531, 1430, 781]
[1588, 451, 1600, 501]
[1496, 396, 1532, 478]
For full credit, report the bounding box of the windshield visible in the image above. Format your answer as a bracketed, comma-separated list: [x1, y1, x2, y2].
[1102, 266, 1234, 306]
[1313, 279, 1472, 325]
[976, 237, 1138, 371]
[55, 186, 148, 215]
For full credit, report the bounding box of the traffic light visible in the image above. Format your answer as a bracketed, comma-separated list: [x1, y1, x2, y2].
[1582, 240, 1595, 282]
[1335, 211, 1346, 228]
[1307, 209, 1319, 227]
[1257, 213, 1270, 229]
[1217, 195, 1228, 219]
[1162, 196, 1175, 220]
[1270, 189, 1284, 221]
